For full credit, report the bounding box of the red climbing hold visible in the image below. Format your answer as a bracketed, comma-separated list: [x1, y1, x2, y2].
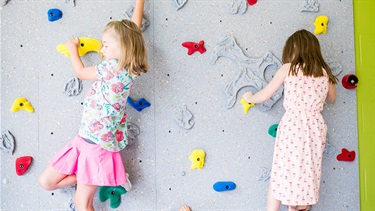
[341, 74, 358, 89]
[15, 156, 33, 176]
[247, 0, 257, 6]
[336, 148, 355, 162]
[182, 40, 206, 55]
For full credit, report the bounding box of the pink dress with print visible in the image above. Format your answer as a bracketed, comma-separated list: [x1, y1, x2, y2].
[271, 69, 329, 205]
[79, 59, 134, 152]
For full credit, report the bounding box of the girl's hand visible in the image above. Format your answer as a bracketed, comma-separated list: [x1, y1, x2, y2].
[65, 38, 80, 52]
[242, 91, 253, 103]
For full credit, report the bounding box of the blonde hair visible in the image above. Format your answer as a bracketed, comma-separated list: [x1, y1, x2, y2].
[104, 19, 149, 76]
[282, 29, 337, 84]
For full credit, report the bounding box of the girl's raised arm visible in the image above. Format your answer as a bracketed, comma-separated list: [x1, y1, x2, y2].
[132, 0, 145, 28]
[65, 38, 98, 80]
[242, 63, 289, 104]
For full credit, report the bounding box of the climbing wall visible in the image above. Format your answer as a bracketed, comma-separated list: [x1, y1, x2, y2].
[1, 0, 360, 210]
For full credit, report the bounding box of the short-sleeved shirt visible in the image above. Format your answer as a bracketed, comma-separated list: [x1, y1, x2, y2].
[78, 59, 134, 152]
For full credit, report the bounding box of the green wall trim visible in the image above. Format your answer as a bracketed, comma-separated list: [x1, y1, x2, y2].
[353, 0, 375, 210]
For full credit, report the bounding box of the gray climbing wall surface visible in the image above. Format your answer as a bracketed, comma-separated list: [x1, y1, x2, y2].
[1, 0, 359, 210]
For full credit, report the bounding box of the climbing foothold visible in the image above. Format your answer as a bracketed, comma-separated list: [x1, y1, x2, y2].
[182, 40, 206, 55]
[268, 124, 278, 138]
[189, 149, 205, 170]
[127, 122, 140, 146]
[64, 77, 83, 96]
[337, 148, 356, 162]
[11, 97, 34, 113]
[247, 0, 257, 6]
[257, 167, 271, 182]
[240, 98, 255, 114]
[99, 186, 127, 209]
[57, 37, 102, 58]
[300, 0, 319, 12]
[323, 141, 336, 158]
[173, 0, 188, 10]
[175, 105, 195, 129]
[213, 181, 236, 192]
[65, 0, 76, 7]
[127, 97, 151, 112]
[0, 130, 16, 154]
[123, 5, 150, 31]
[210, 36, 283, 111]
[47, 8, 63, 22]
[313, 15, 329, 34]
[226, 0, 247, 14]
[15, 156, 33, 176]
[341, 74, 358, 89]
[1, 0, 11, 6]
[67, 198, 76, 211]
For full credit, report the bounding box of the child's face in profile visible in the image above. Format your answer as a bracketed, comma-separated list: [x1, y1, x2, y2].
[100, 29, 121, 60]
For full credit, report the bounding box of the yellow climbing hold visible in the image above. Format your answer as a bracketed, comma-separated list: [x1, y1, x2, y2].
[189, 149, 205, 170]
[314, 15, 329, 34]
[240, 98, 255, 114]
[11, 97, 34, 113]
[57, 37, 102, 58]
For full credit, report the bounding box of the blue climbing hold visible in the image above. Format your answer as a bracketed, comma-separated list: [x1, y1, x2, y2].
[213, 181, 236, 192]
[127, 97, 150, 112]
[48, 9, 63, 22]
[268, 124, 278, 138]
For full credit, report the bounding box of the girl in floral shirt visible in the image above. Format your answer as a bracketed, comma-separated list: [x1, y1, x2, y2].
[39, 0, 149, 210]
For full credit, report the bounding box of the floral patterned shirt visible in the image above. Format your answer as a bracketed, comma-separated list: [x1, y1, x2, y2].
[78, 59, 134, 152]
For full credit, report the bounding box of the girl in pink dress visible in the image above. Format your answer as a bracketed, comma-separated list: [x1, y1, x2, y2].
[243, 29, 337, 211]
[38, 0, 149, 210]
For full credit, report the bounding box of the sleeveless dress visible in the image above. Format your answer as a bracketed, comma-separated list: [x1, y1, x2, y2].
[271, 69, 329, 205]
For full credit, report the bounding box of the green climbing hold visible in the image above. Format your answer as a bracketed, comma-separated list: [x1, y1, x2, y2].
[268, 124, 278, 138]
[99, 186, 127, 209]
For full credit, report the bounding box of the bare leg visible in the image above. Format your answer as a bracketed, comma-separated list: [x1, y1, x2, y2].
[267, 181, 281, 211]
[39, 165, 76, 190]
[74, 184, 98, 211]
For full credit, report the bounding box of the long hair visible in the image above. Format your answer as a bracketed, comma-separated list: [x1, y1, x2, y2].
[282, 29, 337, 84]
[104, 19, 149, 76]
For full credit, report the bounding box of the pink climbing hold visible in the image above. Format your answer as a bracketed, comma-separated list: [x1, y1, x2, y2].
[182, 40, 206, 55]
[247, 0, 257, 6]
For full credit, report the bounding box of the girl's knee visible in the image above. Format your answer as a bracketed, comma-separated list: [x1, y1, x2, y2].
[38, 174, 56, 191]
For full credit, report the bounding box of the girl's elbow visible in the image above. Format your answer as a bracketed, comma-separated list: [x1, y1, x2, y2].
[327, 93, 336, 102]
[75, 72, 84, 80]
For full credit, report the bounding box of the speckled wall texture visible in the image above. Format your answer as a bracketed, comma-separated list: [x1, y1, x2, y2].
[1, 0, 359, 210]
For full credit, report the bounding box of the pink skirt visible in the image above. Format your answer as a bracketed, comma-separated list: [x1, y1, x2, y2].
[49, 135, 127, 186]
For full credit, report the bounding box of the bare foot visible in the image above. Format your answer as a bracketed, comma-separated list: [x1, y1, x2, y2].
[179, 205, 191, 211]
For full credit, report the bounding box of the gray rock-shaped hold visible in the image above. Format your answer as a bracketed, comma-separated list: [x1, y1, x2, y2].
[124, 5, 150, 32]
[257, 167, 271, 182]
[127, 122, 140, 146]
[0, 130, 15, 154]
[225, 0, 247, 14]
[175, 105, 194, 130]
[65, 0, 76, 7]
[1, 0, 10, 6]
[210, 35, 283, 112]
[174, 0, 188, 10]
[64, 77, 83, 97]
[300, 0, 319, 12]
